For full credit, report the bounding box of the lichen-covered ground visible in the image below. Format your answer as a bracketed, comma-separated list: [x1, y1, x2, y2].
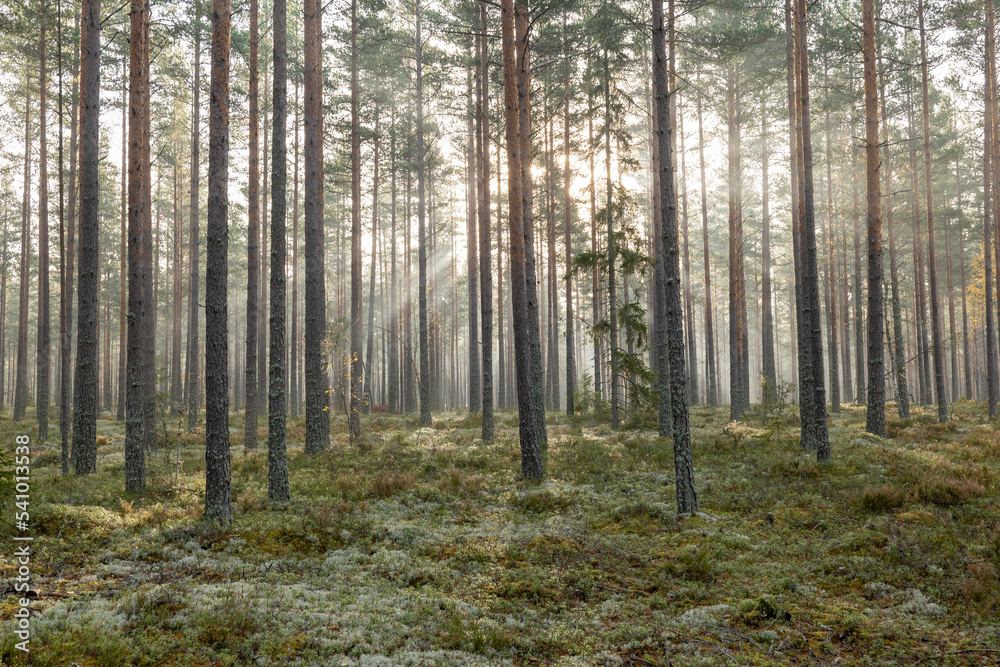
[2, 401, 1000, 666]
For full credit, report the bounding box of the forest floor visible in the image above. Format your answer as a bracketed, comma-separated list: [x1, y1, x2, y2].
[1, 400, 1000, 666]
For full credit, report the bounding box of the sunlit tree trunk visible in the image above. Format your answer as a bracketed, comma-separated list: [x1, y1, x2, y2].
[416, 0, 432, 426]
[727, 65, 749, 420]
[304, 0, 330, 451]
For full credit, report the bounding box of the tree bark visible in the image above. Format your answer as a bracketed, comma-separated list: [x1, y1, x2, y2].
[517, 3, 547, 447]
[205, 0, 232, 524]
[416, 0, 432, 426]
[73, 0, 100, 474]
[918, 0, 947, 423]
[653, 0, 697, 514]
[304, 0, 330, 451]
[727, 66, 749, 421]
[984, 0, 998, 418]
[269, 0, 289, 500]
[697, 86, 716, 407]
[760, 93, 776, 405]
[501, 0, 543, 479]
[244, 0, 260, 451]
[349, 0, 362, 439]
[479, 1, 494, 439]
[862, 0, 884, 436]
[187, 1, 202, 432]
[794, 0, 830, 459]
[364, 108, 379, 416]
[38, 21, 51, 441]
[15, 63, 31, 425]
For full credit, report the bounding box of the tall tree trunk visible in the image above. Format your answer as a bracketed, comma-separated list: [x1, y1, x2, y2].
[364, 108, 380, 414]
[517, 3, 547, 446]
[653, 0, 696, 514]
[291, 80, 300, 416]
[304, 0, 330, 451]
[388, 107, 398, 413]
[479, 2, 495, 438]
[760, 93, 776, 404]
[727, 66, 749, 420]
[604, 46, 620, 428]
[862, 0, 884, 436]
[187, 1, 202, 432]
[497, 147, 506, 410]
[117, 60, 127, 422]
[38, 20, 51, 441]
[794, 0, 830, 459]
[697, 87, 716, 406]
[918, 0, 947, 422]
[416, 0, 432, 426]
[880, 45, 908, 418]
[61, 41, 79, 472]
[501, 0, 543, 479]
[985, 0, 999, 418]
[852, 115, 866, 406]
[467, 55, 480, 414]
[679, 99, 696, 404]
[823, 73, 839, 413]
[244, 0, 260, 450]
[15, 63, 31, 425]
[205, 0, 232, 524]
[562, 13, 574, 417]
[786, 0, 808, 416]
[172, 155, 183, 415]
[268, 0, 289, 500]
[125, 0, 152, 493]
[73, 0, 101, 473]
[588, 96, 601, 402]
[348, 0, 362, 438]
[956, 161, 972, 400]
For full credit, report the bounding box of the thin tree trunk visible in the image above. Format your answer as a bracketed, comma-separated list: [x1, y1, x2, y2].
[985, 0, 999, 418]
[38, 20, 51, 441]
[467, 54, 480, 414]
[760, 92, 776, 404]
[727, 66, 749, 420]
[562, 12, 574, 417]
[291, 80, 300, 416]
[416, 0, 432, 426]
[62, 38, 79, 472]
[918, 0, 947, 422]
[186, 1, 202, 432]
[117, 59, 127, 422]
[244, 0, 260, 450]
[364, 107, 380, 414]
[697, 87, 716, 406]
[479, 2, 494, 438]
[349, 0, 362, 438]
[15, 62, 31, 425]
